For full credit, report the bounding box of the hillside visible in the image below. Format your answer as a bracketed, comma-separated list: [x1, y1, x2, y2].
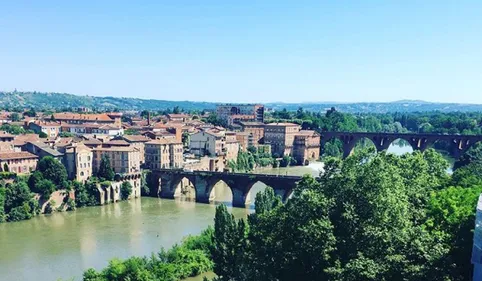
[1, 91, 482, 113]
[0, 91, 216, 111]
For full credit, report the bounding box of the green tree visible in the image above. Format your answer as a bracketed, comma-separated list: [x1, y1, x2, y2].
[3, 163, 9, 172]
[0, 186, 6, 222]
[24, 107, 36, 117]
[120, 182, 132, 200]
[39, 131, 48, 138]
[10, 112, 21, 122]
[35, 179, 56, 198]
[426, 185, 482, 280]
[97, 155, 114, 181]
[37, 156, 68, 188]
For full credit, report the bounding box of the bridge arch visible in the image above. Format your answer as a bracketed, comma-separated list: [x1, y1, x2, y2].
[386, 138, 414, 155]
[172, 176, 197, 201]
[206, 179, 234, 206]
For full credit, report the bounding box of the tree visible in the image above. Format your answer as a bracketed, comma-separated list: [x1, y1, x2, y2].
[39, 131, 48, 138]
[28, 171, 44, 190]
[120, 182, 132, 200]
[3, 163, 9, 172]
[10, 112, 21, 122]
[98, 155, 114, 181]
[0, 186, 6, 223]
[24, 107, 36, 117]
[59, 131, 74, 137]
[426, 185, 482, 280]
[35, 179, 56, 198]
[37, 156, 68, 188]
[211, 150, 460, 281]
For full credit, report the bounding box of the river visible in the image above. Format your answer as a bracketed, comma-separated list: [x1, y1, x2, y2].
[0, 142, 453, 281]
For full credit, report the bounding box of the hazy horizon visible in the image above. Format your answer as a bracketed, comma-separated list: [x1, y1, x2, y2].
[1, 1, 482, 104]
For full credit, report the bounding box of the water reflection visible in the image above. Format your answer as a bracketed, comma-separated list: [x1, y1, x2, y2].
[0, 198, 249, 281]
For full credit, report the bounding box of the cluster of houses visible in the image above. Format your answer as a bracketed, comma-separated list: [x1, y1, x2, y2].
[0, 104, 321, 183]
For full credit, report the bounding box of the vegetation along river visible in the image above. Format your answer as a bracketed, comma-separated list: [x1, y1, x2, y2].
[0, 142, 454, 281]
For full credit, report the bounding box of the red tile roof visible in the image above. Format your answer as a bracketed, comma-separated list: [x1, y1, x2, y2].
[0, 151, 38, 160]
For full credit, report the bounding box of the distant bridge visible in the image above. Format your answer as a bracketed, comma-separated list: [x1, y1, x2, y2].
[148, 169, 302, 208]
[320, 131, 482, 158]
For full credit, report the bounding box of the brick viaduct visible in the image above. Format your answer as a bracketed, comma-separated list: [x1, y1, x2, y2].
[320, 132, 482, 158]
[148, 169, 301, 208]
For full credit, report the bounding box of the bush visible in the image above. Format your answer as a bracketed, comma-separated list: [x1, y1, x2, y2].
[120, 182, 132, 200]
[82, 228, 214, 281]
[36, 179, 56, 198]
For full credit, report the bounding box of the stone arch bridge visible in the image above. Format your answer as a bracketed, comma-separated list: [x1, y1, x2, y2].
[320, 132, 482, 158]
[148, 169, 302, 208]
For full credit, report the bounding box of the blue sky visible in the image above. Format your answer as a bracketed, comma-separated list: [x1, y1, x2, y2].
[1, 1, 481, 103]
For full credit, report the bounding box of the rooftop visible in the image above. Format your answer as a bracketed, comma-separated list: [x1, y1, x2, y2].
[266, 122, 300, 127]
[0, 151, 38, 160]
[93, 146, 139, 152]
[121, 135, 151, 142]
[53, 113, 114, 122]
[146, 138, 182, 145]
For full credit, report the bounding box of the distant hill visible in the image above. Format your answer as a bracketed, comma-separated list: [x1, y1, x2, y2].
[1, 91, 482, 113]
[0, 91, 216, 111]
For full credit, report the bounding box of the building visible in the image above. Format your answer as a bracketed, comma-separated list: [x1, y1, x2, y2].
[239, 121, 265, 147]
[166, 114, 191, 123]
[225, 132, 239, 162]
[264, 123, 320, 164]
[292, 130, 321, 165]
[113, 135, 151, 164]
[25, 141, 64, 161]
[189, 129, 226, 157]
[62, 143, 93, 182]
[145, 138, 183, 169]
[28, 121, 61, 138]
[61, 123, 123, 136]
[52, 112, 122, 126]
[236, 132, 250, 151]
[216, 104, 265, 126]
[92, 146, 141, 174]
[0, 151, 38, 174]
[0, 132, 15, 152]
[264, 123, 301, 157]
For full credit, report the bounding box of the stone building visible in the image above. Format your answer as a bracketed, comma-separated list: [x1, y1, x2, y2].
[225, 131, 239, 162]
[114, 135, 151, 164]
[265, 123, 320, 164]
[92, 146, 141, 174]
[28, 121, 61, 138]
[292, 130, 321, 165]
[216, 104, 265, 126]
[264, 123, 301, 157]
[62, 143, 93, 182]
[145, 138, 183, 169]
[239, 121, 265, 147]
[0, 151, 38, 174]
[0, 132, 15, 152]
[189, 129, 226, 157]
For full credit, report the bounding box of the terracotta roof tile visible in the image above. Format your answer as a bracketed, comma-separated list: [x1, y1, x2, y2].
[0, 151, 38, 160]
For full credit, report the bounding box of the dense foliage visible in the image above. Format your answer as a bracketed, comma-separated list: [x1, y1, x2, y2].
[269, 107, 482, 135]
[211, 149, 481, 281]
[82, 227, 214, 281]
[0, 178, 39, 222]
[120, 182, 132, 200]
[98, 155, 115, 181]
